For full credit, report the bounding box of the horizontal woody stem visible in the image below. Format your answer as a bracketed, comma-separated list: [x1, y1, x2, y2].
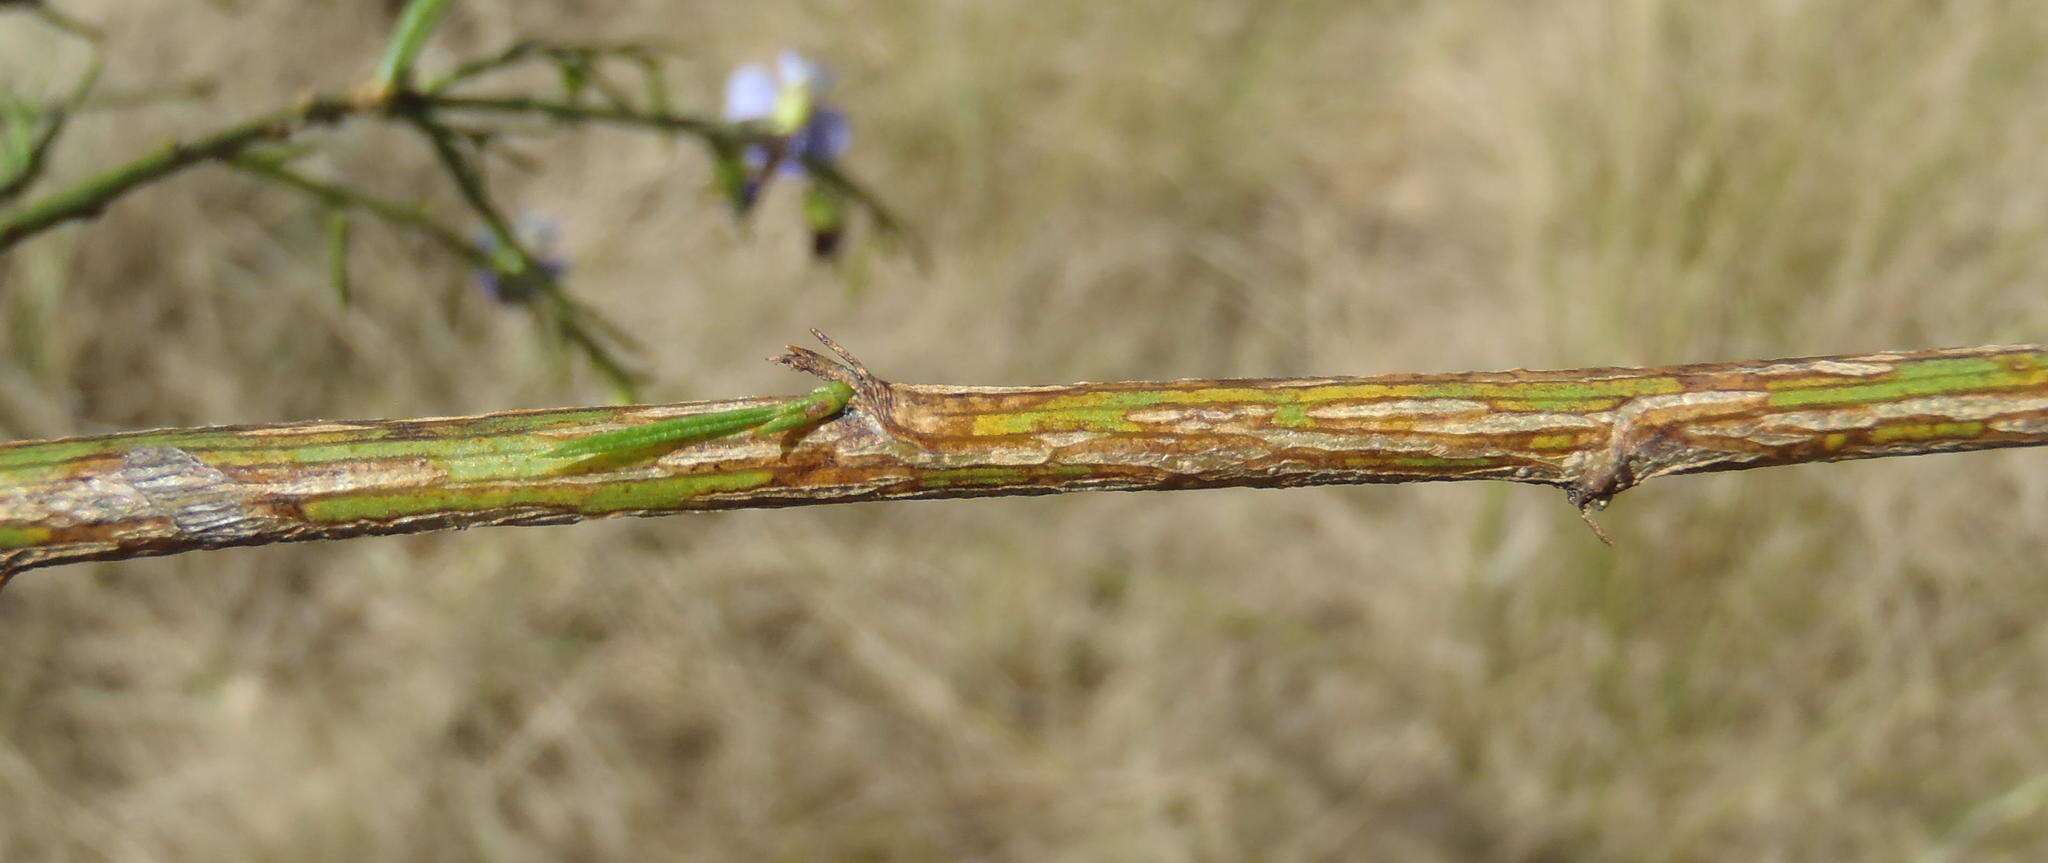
[2, 337, 2045, 586]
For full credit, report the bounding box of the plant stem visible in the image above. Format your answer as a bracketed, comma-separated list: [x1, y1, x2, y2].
[0, 92, 860, 255]
[424, 41, 675, 95]
[405, 110, 521, 264]
[2, 340, 2044, 587]
[228, 155, 484, 264]
[0, 76, 916, 260]
[373, 0, 457, 93]
[427, 93, 725, 136]
[2, 0, 104, 41]
[0, 96, 359, 251]
[0, 55, 103, 203]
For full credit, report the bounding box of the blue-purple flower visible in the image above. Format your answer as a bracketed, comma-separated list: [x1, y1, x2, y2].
[473, 215, 567, 303]
[721, 52, 855, 257]
[722, 51, 851, 206]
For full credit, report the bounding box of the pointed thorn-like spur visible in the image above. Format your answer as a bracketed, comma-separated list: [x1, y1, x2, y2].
[1563, 479, 1619, 547]
[1576, 503, 1615, 547]
[769, 345, 845, 381]
[807, 328, 874, 380]
[769, 329, 895, 418]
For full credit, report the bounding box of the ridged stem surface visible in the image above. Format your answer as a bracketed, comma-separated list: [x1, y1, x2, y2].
[2, 343, 2045, 583]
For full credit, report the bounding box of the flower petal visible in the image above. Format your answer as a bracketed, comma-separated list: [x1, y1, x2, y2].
[808, 109, 852, 159]
[783, 109, 851, 175]
[723, 64, 778, 121]
[778, 51, 819, 89]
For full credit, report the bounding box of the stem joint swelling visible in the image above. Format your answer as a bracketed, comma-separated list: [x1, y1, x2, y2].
[1565, 445, 1633, 546]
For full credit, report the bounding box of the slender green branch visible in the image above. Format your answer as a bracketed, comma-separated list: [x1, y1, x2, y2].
[1, 0, 103, 42]
[227, 154, 483, 263]
[0, 79, 780, 390]
[424, 41, 552, 94]
[803, 154, 924, 258]
[75, 77, 217, 112]
[405, 110, 522, 264]
[0, 95, 359, 252]
[0, 30, 910, 398]
[373, 0, 457, 94]
[325, 209, 352, 304]
[0, 88, 905, 256]
[552, 296, 643, 403]
[424, 41, 676, 96]
[578, 64, 645, 114]
[402, 111, 643, 399]
[434, 96, 918, 250]
[429, 93, 726, 136]
[0, 56, 104, 202]
[634, 54, 671, 114]
[230, 149, 641, 398]
[0, 103, 52, 202]
[3, 340, 2045, 589]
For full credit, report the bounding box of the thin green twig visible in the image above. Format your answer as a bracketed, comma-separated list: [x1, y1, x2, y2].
[325, 209, 352, 305]
[231, 151, 641, 397]
[578, 63, 645, 115]
[429, 93, 726, 136]
[1, 0, 104, 42]
[227, 153, 485, 264]
[0, 21, 910, 398]
[0, 89, 907, 256]
[803, 154, 924, 259]
[556, 301, 644, 403]
[424, 41, 678, 96]
[436, 95, 915, 248]
[406, 111, 522, 264]
[0, 95, 359, 251]
[410, 112, 642, 398]
[0, 56, 105, 202]
[373, 0, 457, 94]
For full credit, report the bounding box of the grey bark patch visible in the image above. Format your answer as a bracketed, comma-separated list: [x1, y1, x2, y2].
[119, 447, 261, 540]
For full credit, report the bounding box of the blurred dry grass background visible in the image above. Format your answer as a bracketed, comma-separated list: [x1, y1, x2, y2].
[4, 0, 2048, 859]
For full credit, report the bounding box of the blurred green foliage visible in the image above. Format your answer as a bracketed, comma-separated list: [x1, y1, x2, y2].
[0, 0, 907, 401]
